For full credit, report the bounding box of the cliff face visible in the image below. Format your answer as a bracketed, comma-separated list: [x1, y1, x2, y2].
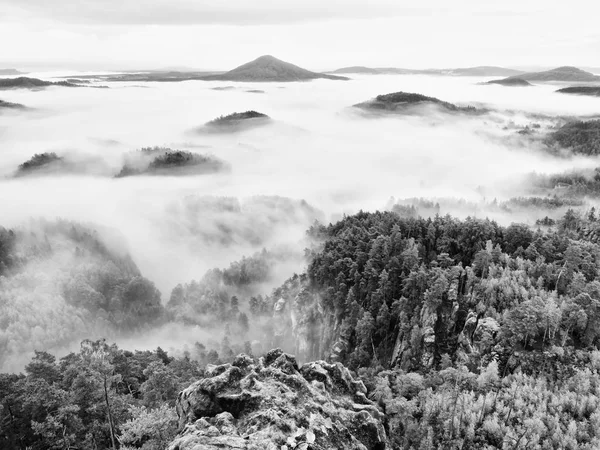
[168, 349, 388, 450]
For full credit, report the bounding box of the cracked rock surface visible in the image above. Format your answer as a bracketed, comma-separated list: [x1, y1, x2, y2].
[168, 349, 388, 450]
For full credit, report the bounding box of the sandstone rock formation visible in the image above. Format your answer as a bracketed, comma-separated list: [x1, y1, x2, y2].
[168, 349, 388, 450]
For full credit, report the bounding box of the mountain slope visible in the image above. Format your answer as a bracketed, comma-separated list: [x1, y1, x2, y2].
[204, 55, 348, 82]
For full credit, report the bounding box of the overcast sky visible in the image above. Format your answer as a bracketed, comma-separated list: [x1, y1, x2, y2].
[1, 0, 598, 71]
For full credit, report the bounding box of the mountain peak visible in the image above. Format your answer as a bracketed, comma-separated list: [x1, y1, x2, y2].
[204, 55, 348, 82]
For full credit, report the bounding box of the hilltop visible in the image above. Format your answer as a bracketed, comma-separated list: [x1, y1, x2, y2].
[504, 66, 600, 82]
[201, 110, 271, 133]
[354, 91, 479, 114]
[486, 77, 532, 86]
[117, 147, 228, 177]
[556, 86, 600, 96]
[203, 55, 349, 82]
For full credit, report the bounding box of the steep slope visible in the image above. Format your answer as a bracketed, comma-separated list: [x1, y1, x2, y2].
[168, 349, 388, 450]
[505, 66, 600, 82]
[204, 55, 348, 82]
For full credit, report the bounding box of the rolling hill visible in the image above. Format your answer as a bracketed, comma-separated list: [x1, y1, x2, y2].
[331, 65, 523, 76]
[505, 66, 600, 82]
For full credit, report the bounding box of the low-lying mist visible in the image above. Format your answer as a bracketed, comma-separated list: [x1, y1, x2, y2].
[1, 71, 600, 370]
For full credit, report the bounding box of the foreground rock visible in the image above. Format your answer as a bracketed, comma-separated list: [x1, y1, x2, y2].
[168, 349, 388, 450]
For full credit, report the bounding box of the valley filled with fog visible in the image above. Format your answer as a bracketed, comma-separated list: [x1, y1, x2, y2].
[1, 70, 599, 371]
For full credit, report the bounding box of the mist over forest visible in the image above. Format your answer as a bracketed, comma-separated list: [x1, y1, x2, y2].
[3, 59, 600, 449]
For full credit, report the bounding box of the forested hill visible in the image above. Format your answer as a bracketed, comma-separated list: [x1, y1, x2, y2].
[6, 210, 600, 448]
[277, 210, 600, 372]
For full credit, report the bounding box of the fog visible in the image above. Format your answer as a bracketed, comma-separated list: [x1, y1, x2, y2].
[1, 72, 600, 370]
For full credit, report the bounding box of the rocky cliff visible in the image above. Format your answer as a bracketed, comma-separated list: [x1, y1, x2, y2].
[168, 349, 388, 449]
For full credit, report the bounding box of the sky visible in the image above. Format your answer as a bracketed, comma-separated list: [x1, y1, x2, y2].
[0, 0, 599, 71]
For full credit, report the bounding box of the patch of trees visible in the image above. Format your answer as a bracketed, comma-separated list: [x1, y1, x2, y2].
[0, 99, 25, 109]
[15, 153, 63, 175]
[546, 120, 600, 156]
[0, 340, 198, 450]
[206, 111, 269, 125]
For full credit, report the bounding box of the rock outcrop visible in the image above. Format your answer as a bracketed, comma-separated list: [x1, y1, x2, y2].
[168, 349, 388, 450]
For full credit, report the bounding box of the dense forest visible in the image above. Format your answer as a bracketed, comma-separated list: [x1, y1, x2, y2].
[6, 208, 600, 448]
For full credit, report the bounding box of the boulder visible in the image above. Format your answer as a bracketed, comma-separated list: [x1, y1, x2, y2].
[168, 349, 388, 450]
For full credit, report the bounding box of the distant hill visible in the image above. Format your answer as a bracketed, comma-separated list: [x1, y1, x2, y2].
[203, 55, 348, 82]
[330, 65, 523, 77]
[485, 78, 532, 87]
[556, 86, 600, 97]
[202, 110, 271, 133]
[505, 66, 600, 82]
[331, 66, 391, 74]
[0, 99, 25, 109]
[117, 147, 228, 177]
[14, 153, 66, 177]
[0, 69, 25, 76]
[354, 91, 479, 114]
[450, 66, 525, 76]
[0, 77, 78, 89]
